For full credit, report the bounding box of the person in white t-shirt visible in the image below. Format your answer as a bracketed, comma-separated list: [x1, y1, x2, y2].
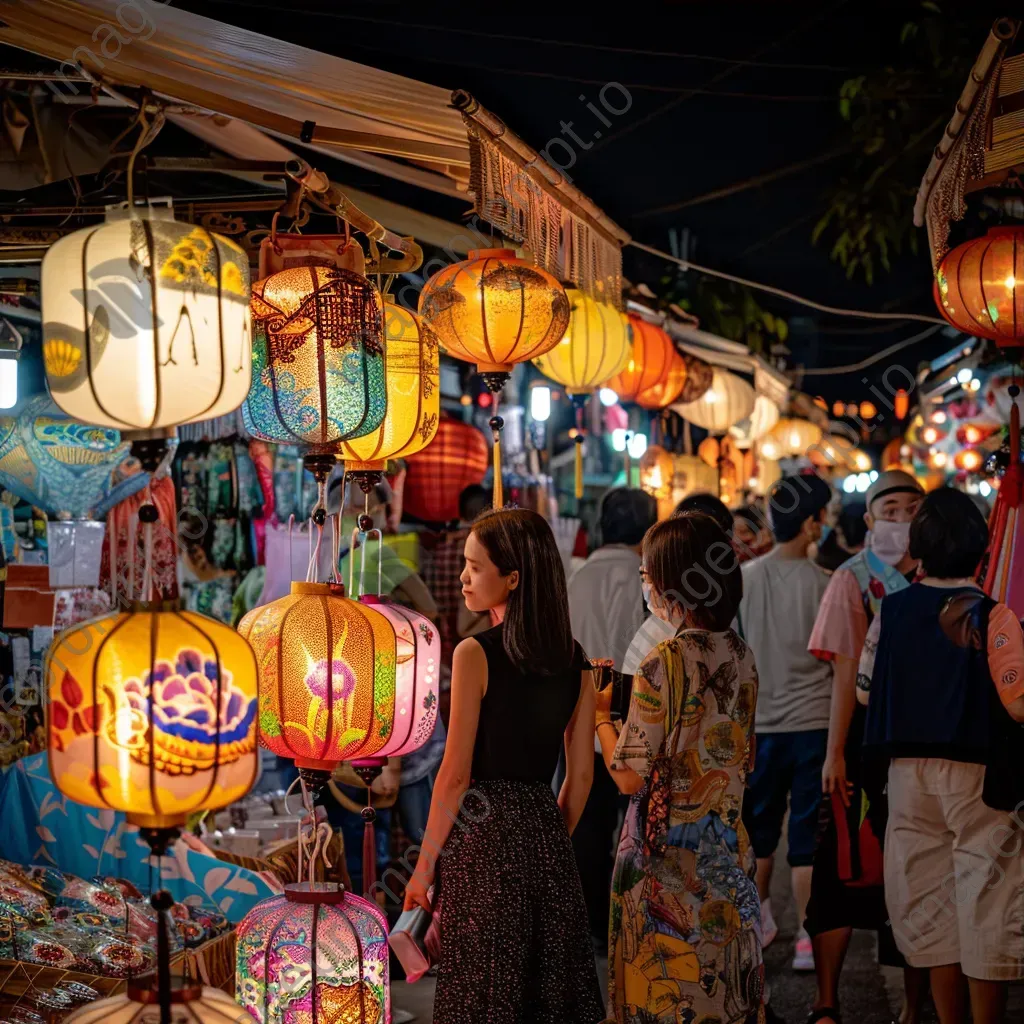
[739, 472, 833, 973]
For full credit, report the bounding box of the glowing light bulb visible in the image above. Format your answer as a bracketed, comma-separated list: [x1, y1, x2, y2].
[980, 481, 992, 497]
[869, 470, 878, 482]
[627, 432, 648, 458]
[0, 357, 16, 410]
[599, 387, 619, 407]
[530, 385, 551, 422]
[704, 390, 720, 403]
[611, 428, 627, 452]
[1005, 275, 1017, 290]
[957, 368, 973, 384]
[843, 475, 857, 494]
[922, 427, 939, 444]
[855, 473, 871, 493]
[932, 451, 948, 468]
[931, 411, 947, 424]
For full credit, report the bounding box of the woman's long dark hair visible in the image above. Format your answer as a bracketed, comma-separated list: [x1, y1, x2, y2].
[470, 508, 575, 676]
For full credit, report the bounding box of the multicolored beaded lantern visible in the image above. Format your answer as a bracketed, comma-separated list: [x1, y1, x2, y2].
[338, 300, 440, 491]
[236, 884, 389, 1024]
[418, 248, 570, 391]
[237, 582, 396, 791]
[402, 417, 490, 523]
[45, 603, 259, 851]
[935, 227, 1024, 345]
[605, 315, 692, 409]
[532, 289, 630, 394]
[41, 210, 251, 432]
[243, 266, 386, 457]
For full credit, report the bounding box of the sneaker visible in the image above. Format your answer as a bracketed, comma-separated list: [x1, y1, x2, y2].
[792, 930, 815, 971]
[761, 898, 779, 948]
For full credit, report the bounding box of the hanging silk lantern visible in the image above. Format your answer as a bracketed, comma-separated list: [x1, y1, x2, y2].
[403, 417, 489, 523]
[418, 248, 570, 392]
[46, 604, 258, 852]
[41, 210, 251, 432]
[672, 368, 755, 434]
[338, 300, 440, 491]
[760, 417, 823, 459]
[236, 884, 390, 1024]
[352, 597, 440, 764]
[935, 227, 1024, 345]
[670, 454, 719, 507]
[605, 316, 689, 409]
[243, 266, 386, 457]
[67, 979, 240, 1024]
[639, 445, 674, 519]
[237, 582, 396, 791]
[750, 455, 782, 497]
[0, 394, 149, 518]
[533, 290, 630, 394]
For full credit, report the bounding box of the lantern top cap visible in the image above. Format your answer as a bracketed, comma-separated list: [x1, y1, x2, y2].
[284, 881, 347, 905]
[290, 581, 334, 596]
[126, 977, 204, 1005]
[467, 248, 518, 260]
[359, 594, 382, 604]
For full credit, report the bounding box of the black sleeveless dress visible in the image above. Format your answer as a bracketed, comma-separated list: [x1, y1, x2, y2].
[433, 624, 605, 1024]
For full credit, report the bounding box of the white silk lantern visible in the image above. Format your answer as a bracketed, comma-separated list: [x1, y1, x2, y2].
[41, 208, 251, 432]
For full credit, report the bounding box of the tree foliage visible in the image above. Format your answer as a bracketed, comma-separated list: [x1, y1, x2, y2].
[812, 3, 984, 283]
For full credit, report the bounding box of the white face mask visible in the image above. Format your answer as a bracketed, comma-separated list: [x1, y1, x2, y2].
[870, 520, 912, 566]
[642, 580, 654, 613]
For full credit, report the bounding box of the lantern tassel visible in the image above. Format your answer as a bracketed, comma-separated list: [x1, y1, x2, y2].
[574, 434, 584, 500]
[490, 415, 504, 508]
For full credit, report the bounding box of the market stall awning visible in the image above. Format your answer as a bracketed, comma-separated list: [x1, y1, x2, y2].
[0, 1, 629, 300]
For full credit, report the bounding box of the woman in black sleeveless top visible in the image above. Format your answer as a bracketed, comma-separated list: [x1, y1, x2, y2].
[404, 508, 604, 1024]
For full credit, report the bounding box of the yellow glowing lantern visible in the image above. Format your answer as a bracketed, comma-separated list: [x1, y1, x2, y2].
[338, 301, 440, 489]
[762, 417, 823, 458]
[418, 248, 570, 391]
[670, 454, 719, 507]
[639, 445, 675, 519]
[41, 210, 251, 432]
[46, 604, 259, 850]
[533, 289, 630, 394]
[698, 437, 720, 467]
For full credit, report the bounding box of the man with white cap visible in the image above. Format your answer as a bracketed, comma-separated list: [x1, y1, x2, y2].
[802, 469, 926, 1024]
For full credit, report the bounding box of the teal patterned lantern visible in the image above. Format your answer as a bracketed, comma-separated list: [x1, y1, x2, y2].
[0, 394, 147, 517]
[242, 267, 386, 457]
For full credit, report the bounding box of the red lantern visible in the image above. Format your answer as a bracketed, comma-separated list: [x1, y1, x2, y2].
[935, 227, 1024, 345]
[403, 417, 489, 523]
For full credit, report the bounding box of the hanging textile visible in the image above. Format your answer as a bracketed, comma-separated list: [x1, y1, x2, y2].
[100, 475, 178, 606]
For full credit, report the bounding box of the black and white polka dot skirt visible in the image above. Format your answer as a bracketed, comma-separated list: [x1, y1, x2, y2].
[434, 779, 606, 1024]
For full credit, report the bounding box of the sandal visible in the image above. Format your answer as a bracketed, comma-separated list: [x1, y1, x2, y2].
[805, 1011, 842, 1024]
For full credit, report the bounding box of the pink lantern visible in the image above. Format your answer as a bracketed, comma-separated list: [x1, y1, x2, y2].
[357, 597, 440, 764]
[236, 883, 390, 1024]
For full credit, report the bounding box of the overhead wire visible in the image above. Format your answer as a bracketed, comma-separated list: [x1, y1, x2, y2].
[799, 324, 945, 375]
[630, 238, 947, 325]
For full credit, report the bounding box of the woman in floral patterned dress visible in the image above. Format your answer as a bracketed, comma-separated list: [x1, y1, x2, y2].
[597, 512, 765, 1024]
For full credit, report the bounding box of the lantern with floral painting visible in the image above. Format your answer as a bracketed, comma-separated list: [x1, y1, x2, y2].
[237, 582, 396, 793]
[236, 884, 389, 1024]
[935, 227, 1024, 346]
[418, 249, 570, 393]
[338, 300, 440, 492]
[46, 604, 259, 853]
[41, 209, 252, 433]
[243, 266, 386, 482]
[403, 417, 489, 523]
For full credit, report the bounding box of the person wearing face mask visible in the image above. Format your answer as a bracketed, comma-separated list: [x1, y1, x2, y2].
[597, 512, 765, 1024]
[738, 473, 833, 973]
[802, 469, 926, 1024]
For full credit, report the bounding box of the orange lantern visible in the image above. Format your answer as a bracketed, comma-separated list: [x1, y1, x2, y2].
[881, 438, 904, 470]
[698, 437, 720, 467]
[605, 315, 703, 409]
[238, 582, 397, 790]
[418, 248, 570, 391]
[935, 227, 1024, 345]
[403, 417, 489, 523]
[894, 389, 910, 421]
[639, 444, 674, 519]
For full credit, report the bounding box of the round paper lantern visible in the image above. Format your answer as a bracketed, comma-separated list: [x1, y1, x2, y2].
[243, 266, 386, 454]
[604, 316, 690, 409]
[750, 456, 782, 496]
[353, 598, 440, 762]
[935, 227, 1024, 345]
[418, 248, 570, 391]
[237, 884, 389, 1024]
[532, 290, 630, 394]
[403, 417, 489, 523]
[760, 417, 823, 459]
[46, 604, 258, 848]
[670, 454, 719, 507]
[42, 211, 251, 432]
[338, 301, 440, 487]
[66, 980, 241, 1024]
[698, 437, 720, 467]
[0, 394, 148, 518]
[672, 368, 755, 434]
[237, 582, 396, 787]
